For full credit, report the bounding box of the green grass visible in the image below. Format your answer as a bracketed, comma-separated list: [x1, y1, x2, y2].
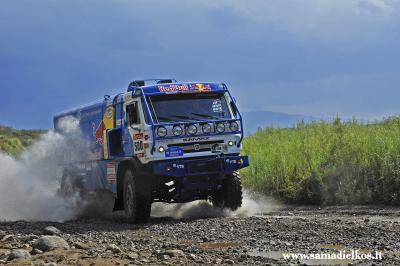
[0, 125, 44, 156]
[241, 117, 400, 205]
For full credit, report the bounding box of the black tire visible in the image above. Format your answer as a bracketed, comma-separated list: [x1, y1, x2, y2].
[212, 171, 243, 211]
[60, 170, 116, 219]
[123, 169, 151, 224]
[59, 171, 79, 198]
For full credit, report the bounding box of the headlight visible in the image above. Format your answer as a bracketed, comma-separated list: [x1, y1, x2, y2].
[187, 124, 197, 135]
[202, 123, 212, 134]
[215, 123, 225, 133]
[158, 146, 165, 153]
[157, 126, 167, 137]
[228, 140, 234, 146]
[230, 121, 239, 132]
[172, 125, 183, 136]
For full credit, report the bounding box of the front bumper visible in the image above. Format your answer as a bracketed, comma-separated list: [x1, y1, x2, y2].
[152, 155, 249, 177]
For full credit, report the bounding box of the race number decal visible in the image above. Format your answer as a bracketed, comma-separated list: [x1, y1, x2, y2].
[133, 133, 144, 156]
[106, 162, 117, 184]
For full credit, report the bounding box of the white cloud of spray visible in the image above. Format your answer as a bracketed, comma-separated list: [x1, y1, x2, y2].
[0, 117, 89, 222]
[151, 190, 282, 220]
[0, 115, 280, 222]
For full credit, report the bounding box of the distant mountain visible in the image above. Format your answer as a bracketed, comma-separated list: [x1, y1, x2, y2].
[241, 111, 316, 134]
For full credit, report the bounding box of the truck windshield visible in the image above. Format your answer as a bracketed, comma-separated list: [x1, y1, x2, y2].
[147, 92, 232, 123]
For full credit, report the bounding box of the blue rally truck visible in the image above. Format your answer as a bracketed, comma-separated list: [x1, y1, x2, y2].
[54, 79, 249, 223]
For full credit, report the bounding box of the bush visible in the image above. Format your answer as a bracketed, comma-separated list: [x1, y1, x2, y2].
[240, 117, 400, 205]
[0, 125, 43, 156]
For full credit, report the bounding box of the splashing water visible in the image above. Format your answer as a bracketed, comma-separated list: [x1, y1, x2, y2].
[0, 117, 88, 222]
[151, 190, 283, 220]
[0, 117, 281, 222]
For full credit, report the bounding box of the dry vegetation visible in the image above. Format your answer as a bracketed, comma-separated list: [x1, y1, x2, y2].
[241, 117, 400, 205]
[0, 125, 43, 156]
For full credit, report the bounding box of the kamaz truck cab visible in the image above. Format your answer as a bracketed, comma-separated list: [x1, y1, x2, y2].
[54, 79, 249, 223]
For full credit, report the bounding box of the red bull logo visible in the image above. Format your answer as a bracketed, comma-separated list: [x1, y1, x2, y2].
[190, 83, 211, 92]
[158, 84, 189, 92]
[92, 121, 105, 145]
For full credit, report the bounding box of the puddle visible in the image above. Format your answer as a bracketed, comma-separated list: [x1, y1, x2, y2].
[197, 241, 241, 249]
[247, 250, 283, 260]
[247, 249, 382, 265]
[248, 250, 354, 265]
[299, 258, 353, 265]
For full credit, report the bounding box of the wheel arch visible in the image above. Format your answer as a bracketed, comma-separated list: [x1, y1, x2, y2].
[113, 158, 141, 211]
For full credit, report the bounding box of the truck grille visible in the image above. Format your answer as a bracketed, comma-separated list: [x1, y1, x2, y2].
[188, 160, 221, 173]
[167, 140, 224, 154]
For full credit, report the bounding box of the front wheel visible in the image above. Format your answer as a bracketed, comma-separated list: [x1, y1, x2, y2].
[123, 169, 151, 223]
[59, 171, 80, 198]
[212, 171, 243, 211]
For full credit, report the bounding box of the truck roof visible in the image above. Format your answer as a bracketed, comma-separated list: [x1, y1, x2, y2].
[129, 82, 227, 95]
[54, 81, 228, 122]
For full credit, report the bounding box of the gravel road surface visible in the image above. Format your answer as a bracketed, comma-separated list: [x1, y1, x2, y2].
[1, 204, 399, 265]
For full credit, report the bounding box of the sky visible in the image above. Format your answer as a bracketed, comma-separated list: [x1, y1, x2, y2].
[1, 0, 400, 128]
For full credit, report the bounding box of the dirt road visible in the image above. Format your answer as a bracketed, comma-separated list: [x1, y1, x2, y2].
[0, 205, 399, 265]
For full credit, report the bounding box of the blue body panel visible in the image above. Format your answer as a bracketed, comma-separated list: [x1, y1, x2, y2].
[152, 155, 249, 177]
[129, 82, 225, 96]
[54, 81, 249, 199]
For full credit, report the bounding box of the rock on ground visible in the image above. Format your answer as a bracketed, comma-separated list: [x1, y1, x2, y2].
[163, 249, 185, 257]
[43, 226, 62, 235]
[106, 244, 122, 254]
[0, 206, 399, 265]
[33, 236, 69, 252]
[8, 249, 31, 261]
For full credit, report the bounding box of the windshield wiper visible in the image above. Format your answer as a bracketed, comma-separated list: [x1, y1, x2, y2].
[190, 113, 219, 120]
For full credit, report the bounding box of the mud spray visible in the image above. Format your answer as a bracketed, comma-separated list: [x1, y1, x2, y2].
[0, 117, 89, 222]
[151, 190, 283, 219]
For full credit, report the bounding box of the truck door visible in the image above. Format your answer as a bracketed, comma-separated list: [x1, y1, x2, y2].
[125, 99, 145, 158]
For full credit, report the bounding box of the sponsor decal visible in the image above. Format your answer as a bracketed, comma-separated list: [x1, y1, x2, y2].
[93, 121, 105, 145]
[133, 133, 144, 154]
[158, 84, 189, 92]
[80, 109, 102, 119]
[165, 146, 184, 157]
[106, 162, 116, 183]
[172, 163, 185, 169]
[157, 83, 212, 93]
[134, 133, 143, 140]
[191, 83, 211, 92]
[212, 99, 223, 113]
[183, 137, 210, 142]
[225, 159, 237, 164]
[105, 106, 113, 119]
[124, 92, 132, 101]
[91, 106, 115, 146]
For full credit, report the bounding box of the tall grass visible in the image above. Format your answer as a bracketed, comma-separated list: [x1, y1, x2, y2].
[241, 117, 400, 205]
